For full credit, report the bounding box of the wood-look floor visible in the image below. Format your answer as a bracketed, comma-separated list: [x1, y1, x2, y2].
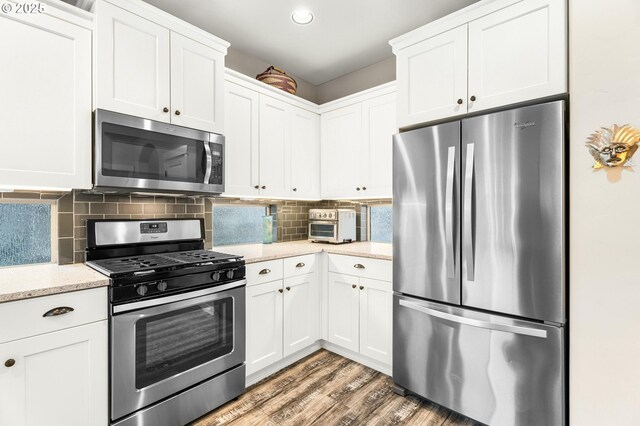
[191, 350, 481, 426]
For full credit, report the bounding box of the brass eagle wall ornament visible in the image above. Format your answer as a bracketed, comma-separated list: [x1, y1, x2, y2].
[586, 124, 640, 169]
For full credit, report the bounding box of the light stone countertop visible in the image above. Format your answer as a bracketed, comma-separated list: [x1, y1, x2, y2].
[0, 263, 110, 303]
[215, 240, 392, 264]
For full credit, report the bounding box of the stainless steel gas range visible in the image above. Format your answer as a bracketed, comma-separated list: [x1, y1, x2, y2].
[85, 219, 245, 426]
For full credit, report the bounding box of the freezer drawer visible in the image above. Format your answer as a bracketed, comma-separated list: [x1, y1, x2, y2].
[393, 295, 565, 426]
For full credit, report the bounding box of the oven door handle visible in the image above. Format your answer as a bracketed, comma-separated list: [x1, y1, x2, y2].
[112, 280, 246, 314]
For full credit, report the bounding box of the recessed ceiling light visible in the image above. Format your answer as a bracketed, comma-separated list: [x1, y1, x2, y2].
[291, 9, 314, 25]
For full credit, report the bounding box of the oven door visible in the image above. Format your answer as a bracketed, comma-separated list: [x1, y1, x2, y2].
[309, 221, 338, 242]
[95, 109, 224, 194]
[110, 281, 245, 421]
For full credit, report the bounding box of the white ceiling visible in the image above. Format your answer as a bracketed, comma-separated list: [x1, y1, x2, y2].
[142, 0, 478, 85]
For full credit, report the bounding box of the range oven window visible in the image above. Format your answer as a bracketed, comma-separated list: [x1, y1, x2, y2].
[134, 297, 233, 389]
[102, 122, 206, 183]
[310, 223, 335, 238]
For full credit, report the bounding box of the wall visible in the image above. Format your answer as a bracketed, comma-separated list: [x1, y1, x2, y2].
[315, 57, 396, 104]
[569, 1, 640, 425]
[226, 47, 319, 103]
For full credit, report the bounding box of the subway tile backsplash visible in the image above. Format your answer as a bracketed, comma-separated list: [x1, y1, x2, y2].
[0, 190, 391, 266]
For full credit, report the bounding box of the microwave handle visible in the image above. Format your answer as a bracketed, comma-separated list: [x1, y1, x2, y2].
[203, 141, 213, 184]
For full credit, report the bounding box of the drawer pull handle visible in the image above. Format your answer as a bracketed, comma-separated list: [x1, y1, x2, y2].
[354, 264, 365, 269]
[286, 286, 291, 291]
[359, 286, 364, 290]
[43, 307, 74, 317]
[259, 269, 271, 275]
[5, 359, 15, 368]
[352, 284, 357, 289]
[296, 262, 305, 268]
[278, 289, 284, 293]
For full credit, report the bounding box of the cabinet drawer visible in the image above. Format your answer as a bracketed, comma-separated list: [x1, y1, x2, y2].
[0, 287, 107, 344]
[246, 260, 284, 286]
[283, 254, 317, 278]
[328, 254, 392, 282]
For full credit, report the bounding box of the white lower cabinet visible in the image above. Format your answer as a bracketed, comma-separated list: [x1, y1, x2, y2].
[245, 256, 319, 377]
[0, 288, 108, 426]
[327, 271, 393, 366]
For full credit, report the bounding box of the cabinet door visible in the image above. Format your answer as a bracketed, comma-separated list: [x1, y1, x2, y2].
[467, 0, 567, 112]
[246, 280, 283, 376]
[359, 278, 393, 365]
[361, 93, 397, 198]
[289, 107, 320, 199]
[0, 11, 91, 189]
[170, 32, 224, 133]
[396, 25, 468, 128]
[224, 81, 260, 197]
[320, 104, 362, 199]
[259, 96, 290, 198]
[0, 321, 107, 426]
[283, 274, 320, 357]
[96, 0, 171, 122]
[327, 272, 360, 352]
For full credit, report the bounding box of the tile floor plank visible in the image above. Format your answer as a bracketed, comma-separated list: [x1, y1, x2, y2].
[192, 349, 481, 426]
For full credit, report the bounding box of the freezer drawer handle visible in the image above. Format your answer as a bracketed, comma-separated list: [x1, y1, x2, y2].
[463, 143, 475, 281]
[445, 146, 456, 279]
[398, 299, 547, 339]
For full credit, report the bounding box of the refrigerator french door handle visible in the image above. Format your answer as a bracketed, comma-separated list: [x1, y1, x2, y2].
[204, 141, 213, 184]
[398, 299, 548, 339]
[463, 143, 475, 281]
[445, 146, 456, 279]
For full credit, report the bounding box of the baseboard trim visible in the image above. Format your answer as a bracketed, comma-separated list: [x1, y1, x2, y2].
[245, 340, 391, 386]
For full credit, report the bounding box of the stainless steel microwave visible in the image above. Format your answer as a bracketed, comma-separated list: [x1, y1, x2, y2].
[94, 109, 224, 195]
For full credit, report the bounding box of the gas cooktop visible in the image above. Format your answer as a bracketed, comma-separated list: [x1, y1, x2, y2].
[86, 250, 241, 278]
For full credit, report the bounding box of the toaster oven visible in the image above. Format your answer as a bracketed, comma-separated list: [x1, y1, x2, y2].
[308, 209, 356, 244]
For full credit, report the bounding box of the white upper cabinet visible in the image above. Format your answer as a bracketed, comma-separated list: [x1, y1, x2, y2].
[396, 25, 468, 127]
[0, 4, 91, 190]
[321, 104, 363, 199]
[224, 81, 260, 197]
[361, 93, 397, 198]
[289, 107, 320, 199]
[467, 0, 567, 113]
[391, 0, 567, 128]
[223, 70, 320, 200]
[96, 0, 171, 122]
[95, 0, 228, 132]
[320, 84, 396, 199]
[259, 95, 290, 198]
[170, 32, 225, 133]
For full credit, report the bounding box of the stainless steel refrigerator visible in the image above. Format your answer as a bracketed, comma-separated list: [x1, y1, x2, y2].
[392, 100, 566, 426]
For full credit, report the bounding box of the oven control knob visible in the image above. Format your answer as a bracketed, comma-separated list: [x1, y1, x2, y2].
[322, 213, 327, 218]
[226, 270, 234, 279]
[156, 281, 168, 292]
[136, 285, 148, 296]
[212, 272, 221, 281]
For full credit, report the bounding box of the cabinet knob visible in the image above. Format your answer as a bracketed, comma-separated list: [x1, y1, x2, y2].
[278, 288, 284, 293]
[293, 188, 297, 192]
[5, 359, 15, 368]
[261, 185, 266, 190]
[359, 286, 364, 290]
[457, 99, 463, 105]
[356, 187, 361, 191]
[175, 110, 181, 115]
[362, 186, 367, 191]
[286, 286, 291, 291]
[352, 284, 357, 289]
[43, 306, 74, 317]
[163, 107, 169, 113]
[254, 185, 260, 189]
[470, 96, 477, 102]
